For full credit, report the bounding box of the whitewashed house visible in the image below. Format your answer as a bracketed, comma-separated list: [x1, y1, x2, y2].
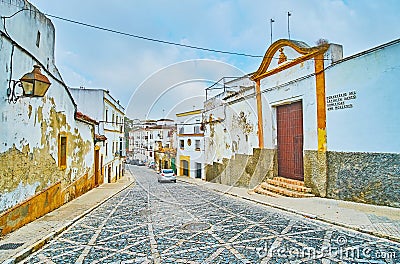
[128, 119, 176, 171]
[176, 109, 205, 179]
[205, 38, 400, 207]
[0, 0, 98, 235]
[69, 88, 125, 183]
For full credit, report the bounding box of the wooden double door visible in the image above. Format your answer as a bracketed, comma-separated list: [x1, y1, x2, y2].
[277, 101, 304, 181]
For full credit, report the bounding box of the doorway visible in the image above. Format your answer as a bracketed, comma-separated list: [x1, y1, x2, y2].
[94, 148, 100, 186]
[182, 160, 189, 176]
[108, 166, 112, 183]
[277, 101, 304, 181]
[195, 163, 202, 179]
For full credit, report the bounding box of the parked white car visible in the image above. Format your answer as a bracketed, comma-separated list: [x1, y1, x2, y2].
[157, 169, 176, 183]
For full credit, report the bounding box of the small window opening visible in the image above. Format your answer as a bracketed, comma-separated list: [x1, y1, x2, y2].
[59, 135, 67, 168]
[36, 31, 41, 48]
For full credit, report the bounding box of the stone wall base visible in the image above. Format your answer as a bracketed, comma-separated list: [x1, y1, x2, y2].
[304, 150, 328, 197]
[205, 148, 276, 189]
[326, 151, 400, 208]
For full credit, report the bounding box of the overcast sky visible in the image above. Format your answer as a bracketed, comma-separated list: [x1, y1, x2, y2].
[28, 0, 400, 119]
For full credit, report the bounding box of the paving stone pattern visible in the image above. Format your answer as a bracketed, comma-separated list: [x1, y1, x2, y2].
[24, 166, 400, 263]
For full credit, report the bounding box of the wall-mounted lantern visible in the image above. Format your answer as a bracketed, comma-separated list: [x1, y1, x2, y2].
[7, 65, 51, 103]
[20, 65, 51, 97]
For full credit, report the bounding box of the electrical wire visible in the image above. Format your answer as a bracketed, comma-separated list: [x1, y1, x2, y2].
[44, 13, 335, 61]
[1, 3, 334, 61]
[45, 14, 264, 58]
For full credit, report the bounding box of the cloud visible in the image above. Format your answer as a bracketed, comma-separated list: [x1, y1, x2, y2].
[125, 59, 245, 120]
[28, 0, 400, 114]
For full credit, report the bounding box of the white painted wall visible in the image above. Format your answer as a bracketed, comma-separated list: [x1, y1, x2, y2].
[0, 1, 62, 81]
[69, 88, 125, 183]
[69, 89, 104, 121]
[0, 0, 94, 211]
[176, 111, 205, 179]
[260, 43, 343, 151]
[130, 121, 176, 164]
[261, 69, 318, 151]
[204, 78, 259, 165]
[325, 40, 400, 153]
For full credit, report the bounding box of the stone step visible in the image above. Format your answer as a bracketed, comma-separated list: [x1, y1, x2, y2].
[253, 185, 283, 197]
[267, 179, 312, 193]
[260, 182, 315, 198]
[273, 176, 305, 187]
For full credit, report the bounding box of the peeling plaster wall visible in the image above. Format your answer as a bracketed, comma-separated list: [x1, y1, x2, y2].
[204, 78, 275, 187]
[204, 82, 259, 165]
[69, 88, 125, 184]
[0, 181, 62, 235]
[0, 1, 95, 215]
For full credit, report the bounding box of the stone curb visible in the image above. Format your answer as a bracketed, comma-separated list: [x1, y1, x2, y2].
[3, 179, 135, 264]
[177, 178, 400, 244]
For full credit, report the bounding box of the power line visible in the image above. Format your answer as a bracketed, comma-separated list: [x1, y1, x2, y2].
[1, 3, 333, 61]
[45, 13, 264, 58]
[46, 14, 334, 61]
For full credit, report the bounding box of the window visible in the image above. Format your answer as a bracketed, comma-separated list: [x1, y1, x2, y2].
[105, 142, 108, 156]
[194, 126, 200, 134]
[179, 126, 184, 134]
[59, 134, 67, 168]
[119, 138, 123, 155]
[105, 109, 108, 122]
[180, 140, 184, 149]
[36, 31, 41, 47]
[195, 140, 201, 151]
[187, 139, 192, 146]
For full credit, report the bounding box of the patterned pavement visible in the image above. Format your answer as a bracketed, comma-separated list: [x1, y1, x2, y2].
[23, 165, 400, 263]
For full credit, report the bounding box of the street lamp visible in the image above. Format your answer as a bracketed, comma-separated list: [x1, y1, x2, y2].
[7, 65, 51, 103]
[20, 65, 51, 97]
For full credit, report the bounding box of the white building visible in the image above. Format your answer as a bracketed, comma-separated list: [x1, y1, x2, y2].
[128, 119, 176, 170]
[0, 0, 97, 235]
[129, 120, 156, 163]
[205, 38, 400, 207]
[69, 88, 125, 183]
[176, 109, 205, 179]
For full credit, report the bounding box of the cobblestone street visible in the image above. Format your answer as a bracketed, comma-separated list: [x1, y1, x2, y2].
[24, 165, 400, 263]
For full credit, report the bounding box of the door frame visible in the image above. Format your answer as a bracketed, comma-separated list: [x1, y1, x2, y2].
[275, 100, 304, 181]
[94, 146, 100, 186]
[179, 155, 190, 177]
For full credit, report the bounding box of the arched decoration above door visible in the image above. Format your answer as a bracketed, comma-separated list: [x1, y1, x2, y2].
[251, 39, 329, 81]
